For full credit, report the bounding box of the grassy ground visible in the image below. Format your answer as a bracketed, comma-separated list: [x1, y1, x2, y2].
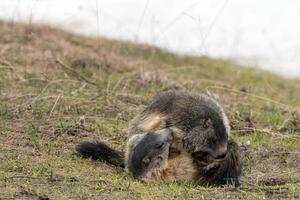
[0, 21, 299, 200]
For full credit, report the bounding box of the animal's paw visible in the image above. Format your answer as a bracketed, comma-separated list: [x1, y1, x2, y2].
[204, 162, 220, 174]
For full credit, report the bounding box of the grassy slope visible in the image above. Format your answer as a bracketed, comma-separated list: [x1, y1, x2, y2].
[0, 21, 299, 199]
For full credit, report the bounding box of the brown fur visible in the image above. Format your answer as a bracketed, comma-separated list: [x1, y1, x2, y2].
[142, 150, 197, 182]
[138, 113, 166, 132]
[142, 139, 241, 186]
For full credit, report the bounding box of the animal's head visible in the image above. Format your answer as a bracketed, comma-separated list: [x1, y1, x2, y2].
[190, 117, 229, 158]
[182, 93, 230, 159]
[145, 90, 230, 159]
[125, 129, 173, 179]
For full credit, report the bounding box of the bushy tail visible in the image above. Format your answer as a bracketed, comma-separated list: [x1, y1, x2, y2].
[76, 141, 125, 168]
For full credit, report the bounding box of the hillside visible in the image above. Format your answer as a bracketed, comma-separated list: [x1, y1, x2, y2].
[0, 21, 299, 199]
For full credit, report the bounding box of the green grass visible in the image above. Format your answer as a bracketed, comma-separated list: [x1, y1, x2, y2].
[0, 21, 299, 199]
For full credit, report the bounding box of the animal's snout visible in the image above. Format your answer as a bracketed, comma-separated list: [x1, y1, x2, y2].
[212, 143, 228, 159]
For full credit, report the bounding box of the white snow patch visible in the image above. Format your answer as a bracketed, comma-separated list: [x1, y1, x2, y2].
[0, 0, 299, 78]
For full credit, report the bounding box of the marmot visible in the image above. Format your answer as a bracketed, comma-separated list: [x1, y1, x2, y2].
[76, 90, 241, 185]
[76, 128, 241, 186]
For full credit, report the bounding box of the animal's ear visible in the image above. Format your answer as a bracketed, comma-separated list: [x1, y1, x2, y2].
[142, 157, 151, 166]
[202, 118, 212, 129]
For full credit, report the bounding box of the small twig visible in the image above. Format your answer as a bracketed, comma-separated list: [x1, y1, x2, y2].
[49, 94, 61, 116]
[55, 58, 97, 86]
[71, 83, 87, 95]
[106, 78, 111, 95]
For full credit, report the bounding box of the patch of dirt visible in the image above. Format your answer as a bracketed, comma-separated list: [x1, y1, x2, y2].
[13, 187, 37, 199]
[264, 188, 296, 199]
[258, 177, 288, 186]
[13, 188, 50, 200]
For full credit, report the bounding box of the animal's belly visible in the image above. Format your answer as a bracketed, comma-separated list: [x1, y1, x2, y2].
[142, 152, 198, 183]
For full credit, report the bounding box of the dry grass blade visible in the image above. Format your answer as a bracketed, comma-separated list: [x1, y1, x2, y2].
[55, 58, 98, 86]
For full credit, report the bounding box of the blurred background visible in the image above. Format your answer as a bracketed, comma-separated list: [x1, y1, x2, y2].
[0, 0, 299, 79]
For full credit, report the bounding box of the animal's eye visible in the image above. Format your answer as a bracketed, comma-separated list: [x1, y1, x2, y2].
[155, 142, 166, 149]
[211, 139, 217, 145]
[202, 118, 212, 129]
[142, 157, 150, 166]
